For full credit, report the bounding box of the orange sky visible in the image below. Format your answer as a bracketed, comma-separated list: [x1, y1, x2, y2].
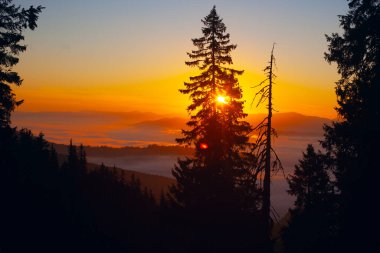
[14, 0, 345, 119]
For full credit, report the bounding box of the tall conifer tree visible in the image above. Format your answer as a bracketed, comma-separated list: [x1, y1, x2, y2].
[282, 145, 334, 253]
[171, 6, 252, 211]
[323, 0, 380, 250]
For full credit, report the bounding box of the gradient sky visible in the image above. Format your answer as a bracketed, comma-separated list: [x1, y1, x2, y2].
[13, 0, 347, 118]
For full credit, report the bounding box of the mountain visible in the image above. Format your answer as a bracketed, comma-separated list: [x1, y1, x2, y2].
[247, 112, 331, 136]
[13, 110, 332, 217]
[13, 111, 331, 147]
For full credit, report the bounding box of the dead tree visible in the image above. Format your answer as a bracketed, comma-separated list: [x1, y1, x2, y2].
[252, 44, 283, 237]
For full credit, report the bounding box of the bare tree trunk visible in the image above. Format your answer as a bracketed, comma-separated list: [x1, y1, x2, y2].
[263, 45, 274, 236]
[252, 44, 282, 243]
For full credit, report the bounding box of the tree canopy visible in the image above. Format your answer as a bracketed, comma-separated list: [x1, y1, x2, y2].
[0, 0, 43, 127]
[283, 1, 380, 252]
[171, 6, 253, 210]
[169, 6, 267, 252]
[323, 0, 379, 241]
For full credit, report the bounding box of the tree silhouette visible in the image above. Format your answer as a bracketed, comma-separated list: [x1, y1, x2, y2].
[171, 5, 251, 211]
[323, 0, 380, 250]
[0, 128, 67, 253]
[0, 0, 43, 127]
[252, 44, 283, 236]
[1, 130, 168, 252]
[79, 143, 87, 175]
[169, 6, 268, 252]
[287, 144, 333, 209]
[282, 144, 335, 253]
[67, 139, 79, 170]
[282, 1, 380, 252]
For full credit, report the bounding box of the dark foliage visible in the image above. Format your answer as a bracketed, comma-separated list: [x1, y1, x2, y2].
[287, 144, 333, 210]
[282, 144, 336, 253]
[0, 0, 43, 127]
[323, 0, 380, 250]
[283, 1, 380, 252]
[281, 208, 338, 253]
[171, 5, 254, 210]
[52, 143, 194, 158]
[169, 6, 266, 253]
[0, 128, 161, 253]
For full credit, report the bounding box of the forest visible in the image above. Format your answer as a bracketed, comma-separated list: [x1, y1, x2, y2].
[1, 0, 379, 252]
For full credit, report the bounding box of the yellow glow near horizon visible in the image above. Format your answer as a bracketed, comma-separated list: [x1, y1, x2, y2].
[12, 1, 345, 120]
[14, 69, 337, 119]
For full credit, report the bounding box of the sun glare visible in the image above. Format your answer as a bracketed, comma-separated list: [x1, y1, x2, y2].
[216, 96, 227, 104]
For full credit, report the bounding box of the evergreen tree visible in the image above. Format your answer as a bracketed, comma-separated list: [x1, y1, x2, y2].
[287, 144, 332, 210]
[67, 139, 79, 172]
[171, 5, 252, 211]
[79, 144, 87, 174]
[169, 6, 267, 252]
[282, 145, 335, 253]
[0, 129, 68, 253]
[49, 144, 60, 171]
[0, 0, 43, 127]
[323, 0, 379, 250]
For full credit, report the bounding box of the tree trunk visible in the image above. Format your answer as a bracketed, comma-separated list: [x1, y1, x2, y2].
[263, 45, 274, 236]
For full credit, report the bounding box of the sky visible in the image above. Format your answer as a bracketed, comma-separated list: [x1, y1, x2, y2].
[13, 0, 348, 119]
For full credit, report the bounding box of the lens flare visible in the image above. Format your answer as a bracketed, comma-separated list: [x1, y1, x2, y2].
[216, 96, 227, 104]
[199, 143, 209, 150]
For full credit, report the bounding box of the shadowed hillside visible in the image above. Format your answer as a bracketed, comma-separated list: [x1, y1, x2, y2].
[55, 152, 175, 201]
[87, 162, 175, 201]
[53, 143, 194, 157]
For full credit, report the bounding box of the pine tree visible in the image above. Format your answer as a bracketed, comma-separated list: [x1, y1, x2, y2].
[323, 0, 380, 250]
[67, 139, 78, 172]
[283, 145, 335, 253]
[0, 0, 43, 127]
[79, 144, 87, 174]
[169, 7, 265, 252]
[49, 144, 59, 171]
[171, 6, 252, 210]
[287, 144, 332, 210]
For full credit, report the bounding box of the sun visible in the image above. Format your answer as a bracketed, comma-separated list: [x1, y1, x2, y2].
[216, 95, 228, 104]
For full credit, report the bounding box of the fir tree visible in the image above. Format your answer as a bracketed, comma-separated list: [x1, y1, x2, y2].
[67, 139, 78, 172]
[169, 6, 267, 252]
[49, 144, 59, 171]
[283, 145, 335, 253]
[323, 0, 380, 250]
[79, 144, 87, 174]
[287, 144, 332, 210]
[171, 6, 252, 211]
[0, 0, 43, 127]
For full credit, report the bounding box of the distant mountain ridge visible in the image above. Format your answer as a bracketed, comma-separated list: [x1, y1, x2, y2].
[37, 111, 329, 217]
[248, 112, 331, 136]
[13, 111, 331, 147]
